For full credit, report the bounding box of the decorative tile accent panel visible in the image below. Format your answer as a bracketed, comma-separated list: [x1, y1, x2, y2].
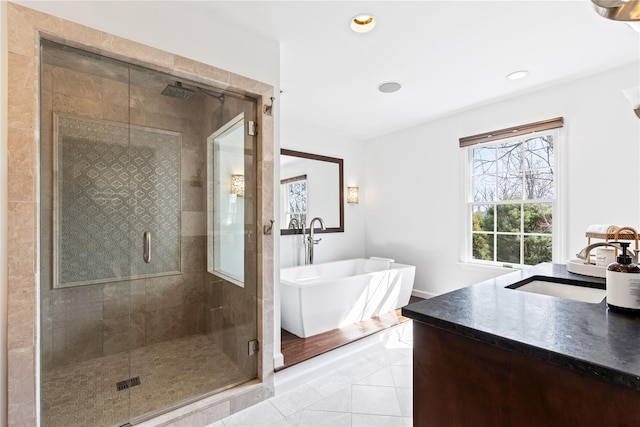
[54, 114, 181, 287]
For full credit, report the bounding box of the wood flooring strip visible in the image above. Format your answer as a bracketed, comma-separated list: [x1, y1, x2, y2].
[278, 296, 423, 371]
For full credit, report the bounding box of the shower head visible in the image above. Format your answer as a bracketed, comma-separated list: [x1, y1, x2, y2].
[197, 87, 225, 104]
[161, 81, 195, 99]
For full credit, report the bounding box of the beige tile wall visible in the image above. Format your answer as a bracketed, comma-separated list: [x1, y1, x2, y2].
[6, 3, 275, 426]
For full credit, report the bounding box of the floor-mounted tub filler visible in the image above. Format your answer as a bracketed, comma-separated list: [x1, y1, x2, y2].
[280, 257, 416, 338]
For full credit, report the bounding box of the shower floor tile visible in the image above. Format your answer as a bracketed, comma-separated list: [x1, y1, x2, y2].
[42, 334, 248, 427]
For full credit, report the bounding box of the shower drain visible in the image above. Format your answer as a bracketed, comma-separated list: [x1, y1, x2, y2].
[116, 376, 141, 391]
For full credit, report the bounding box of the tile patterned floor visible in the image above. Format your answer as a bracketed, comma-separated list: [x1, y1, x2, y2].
[210, 323, 414, 427]
[42, 334, 248, 427]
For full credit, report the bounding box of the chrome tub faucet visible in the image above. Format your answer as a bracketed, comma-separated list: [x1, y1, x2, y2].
[305, 217, 326, 264]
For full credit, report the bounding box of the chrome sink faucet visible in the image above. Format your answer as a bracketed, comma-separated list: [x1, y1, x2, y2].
[576, 241, 638, 263]
[304, 217, 326, 264]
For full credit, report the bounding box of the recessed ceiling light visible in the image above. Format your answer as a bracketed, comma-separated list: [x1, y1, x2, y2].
[378, 81, 402, 93]
[507, 70, 529, 81]
[350, 14, 376, 33]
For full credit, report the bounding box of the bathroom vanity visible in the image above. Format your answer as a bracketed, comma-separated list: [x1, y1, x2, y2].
[402, 263, 640, 426]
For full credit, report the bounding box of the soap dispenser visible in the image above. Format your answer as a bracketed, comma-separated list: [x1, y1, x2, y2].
[606, 241, 640, 312]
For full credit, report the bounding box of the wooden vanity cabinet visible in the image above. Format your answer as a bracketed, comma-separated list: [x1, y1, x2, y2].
[412, 321, 640, 426]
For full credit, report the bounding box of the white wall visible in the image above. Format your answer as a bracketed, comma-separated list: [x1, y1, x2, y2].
[365, 63, 640, 298]
[279, 119, 367, 268]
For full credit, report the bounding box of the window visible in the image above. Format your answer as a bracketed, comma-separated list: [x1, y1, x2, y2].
[461, 118, 563, 267]
[281, 174, 307, 228]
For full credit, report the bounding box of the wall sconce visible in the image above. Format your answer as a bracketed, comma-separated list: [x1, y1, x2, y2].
[347, 186, 359, 204]
[231, 175, 245, 196]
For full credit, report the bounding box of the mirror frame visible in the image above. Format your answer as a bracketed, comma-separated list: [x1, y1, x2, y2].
[280, 149, 344, 235]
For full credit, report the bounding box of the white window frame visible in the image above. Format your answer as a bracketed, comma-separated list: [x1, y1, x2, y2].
[461, 128, 565, 268]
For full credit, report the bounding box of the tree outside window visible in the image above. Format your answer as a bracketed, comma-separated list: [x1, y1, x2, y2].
[470, 132, 555, 266]
[285, 178, 307, 228]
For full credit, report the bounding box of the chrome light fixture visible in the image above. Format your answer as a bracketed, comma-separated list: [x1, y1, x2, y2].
[347, 187, 359, 204]
[591, 0, 640, 21]
[231, 175, 244, 196]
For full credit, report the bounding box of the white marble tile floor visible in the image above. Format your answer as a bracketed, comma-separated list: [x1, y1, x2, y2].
[209, 322, 414, 427]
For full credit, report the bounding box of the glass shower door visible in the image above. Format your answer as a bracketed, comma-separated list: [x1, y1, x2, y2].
[124, 65, 259, 421]
[125, 65, 191, 419]
[40, 40, 135, 427]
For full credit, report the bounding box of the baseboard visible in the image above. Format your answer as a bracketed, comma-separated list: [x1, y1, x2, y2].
[273, 352, 284, 370]
[412, 289, 437, 299]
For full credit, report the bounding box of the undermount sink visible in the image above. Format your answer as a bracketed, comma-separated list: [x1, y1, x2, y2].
[509, 280, 606, 304]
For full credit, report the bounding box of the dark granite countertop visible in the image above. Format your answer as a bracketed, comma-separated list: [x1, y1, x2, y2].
[402, 263, 640, 391]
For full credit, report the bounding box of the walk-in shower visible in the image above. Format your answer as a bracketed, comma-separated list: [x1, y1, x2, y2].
[39, 40, 259, 426]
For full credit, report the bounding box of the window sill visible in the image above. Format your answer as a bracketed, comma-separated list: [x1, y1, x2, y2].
[458, 261, 525, 274]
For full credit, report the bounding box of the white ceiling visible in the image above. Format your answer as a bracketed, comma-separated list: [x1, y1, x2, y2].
[203, 1, 640, 141]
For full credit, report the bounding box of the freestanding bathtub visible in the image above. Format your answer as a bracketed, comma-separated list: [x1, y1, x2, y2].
[280, 257, 416, 338]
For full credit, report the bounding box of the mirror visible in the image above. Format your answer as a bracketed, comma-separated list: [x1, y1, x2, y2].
[280, 149, 344, 235]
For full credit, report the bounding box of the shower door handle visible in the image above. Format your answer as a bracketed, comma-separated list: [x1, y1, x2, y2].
[143, 231, 151, 263]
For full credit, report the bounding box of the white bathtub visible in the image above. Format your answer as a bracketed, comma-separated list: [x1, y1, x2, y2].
[280, 257, 416, 338]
